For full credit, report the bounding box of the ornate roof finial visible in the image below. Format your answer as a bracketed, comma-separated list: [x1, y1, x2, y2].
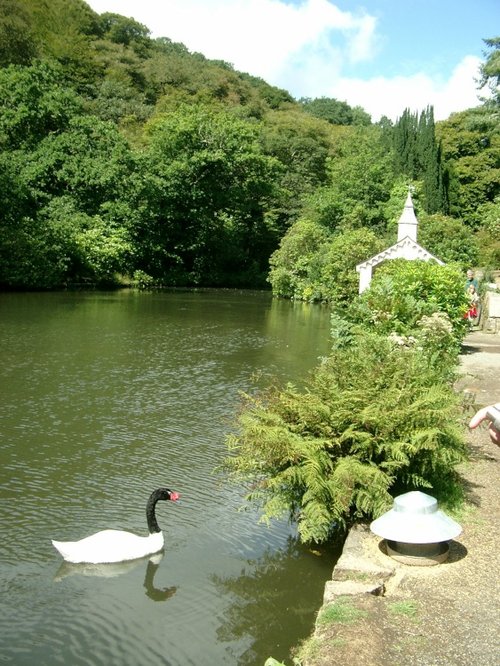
[398, 188, 418, 242]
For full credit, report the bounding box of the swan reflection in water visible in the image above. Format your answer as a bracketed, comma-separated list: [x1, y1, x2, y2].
[54, 552, 178, 602]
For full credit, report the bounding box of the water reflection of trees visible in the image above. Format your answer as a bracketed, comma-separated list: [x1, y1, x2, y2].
[213, 535, 342, 666]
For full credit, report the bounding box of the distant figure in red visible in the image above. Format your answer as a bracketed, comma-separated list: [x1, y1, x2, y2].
[464, 284, 479, 322]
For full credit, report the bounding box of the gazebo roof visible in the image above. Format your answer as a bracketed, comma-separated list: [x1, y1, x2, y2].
[356, 237, 444, 272]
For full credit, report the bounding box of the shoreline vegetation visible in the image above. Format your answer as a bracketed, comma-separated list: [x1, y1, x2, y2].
[224, 260, 471, 548]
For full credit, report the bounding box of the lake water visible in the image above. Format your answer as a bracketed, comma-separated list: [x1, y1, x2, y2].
[0, 290, 340, 666]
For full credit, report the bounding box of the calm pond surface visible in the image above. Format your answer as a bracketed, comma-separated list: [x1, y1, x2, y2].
[0, 289, 340, 666]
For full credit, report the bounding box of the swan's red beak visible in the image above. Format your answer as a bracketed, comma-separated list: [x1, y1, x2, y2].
[170, 491, 180, 502]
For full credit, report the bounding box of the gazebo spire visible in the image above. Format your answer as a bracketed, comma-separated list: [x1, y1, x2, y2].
[397, 189, 418, 242]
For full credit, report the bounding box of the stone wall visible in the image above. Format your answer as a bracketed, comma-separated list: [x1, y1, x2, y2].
[482, 290, 500, 334]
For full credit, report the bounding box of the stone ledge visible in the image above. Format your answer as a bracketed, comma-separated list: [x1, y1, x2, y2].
[323, 578, 385, 603]
[334, 524, 395, 579]
[316, 525, 396, 605]
[321, 525, 395, 605]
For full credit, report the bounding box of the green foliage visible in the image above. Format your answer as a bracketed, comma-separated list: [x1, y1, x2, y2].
[347, 260, 469, 337]
[418, 212, 479, 269]
[0, 3, 496, 291]
[224, 331, 467, 543]
[38, 197, 133, 284]
[325, 126, 395, 230]
[319, 229, 384, 304]
[0, 0, 38, 66]
[478, 196, 500, 235]
[86, 77, 152, 125]
[227, 261, 470, 544]
[436, 106, 500, 224]
[475, 197, 500, 267]
[259, 109, 331, 229]
[300, 97, 371, 126]
[0, 94, 138, 287]
[0, 61, 83, 149]
[24, 115, 135, 212]
[0, 190, 133, 288]
[20, 0, 102, 84]
[0, 149, 33, 223]
[0, 214, 71, 288]
[137, 104, 282, 285]
[333, 260, 469, 381]
[237, 72, 294, 109]
[478, 37, 500, 106]
[268, 221, 383, 303]
[0, 150, 61, 288]
[99, 12, 150, 49]
[302, 186, 348, 231]
[267, 219, 330, 300]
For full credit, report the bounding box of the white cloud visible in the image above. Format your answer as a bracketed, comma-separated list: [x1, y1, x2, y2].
[434, 55, 484, 119]
[331, 55, 483, 122]
[347, 13, 378, 63]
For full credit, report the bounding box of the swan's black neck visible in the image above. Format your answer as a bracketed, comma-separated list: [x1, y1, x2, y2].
[146, 489, 169, 534]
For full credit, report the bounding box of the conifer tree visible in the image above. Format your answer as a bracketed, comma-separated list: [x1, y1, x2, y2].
[392, 106, 448, 214]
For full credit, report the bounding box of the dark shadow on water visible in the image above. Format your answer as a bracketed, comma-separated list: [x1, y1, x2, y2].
[211, 533, 344, 666]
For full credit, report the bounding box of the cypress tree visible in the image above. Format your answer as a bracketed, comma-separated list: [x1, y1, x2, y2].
[392, 106, 448, 213]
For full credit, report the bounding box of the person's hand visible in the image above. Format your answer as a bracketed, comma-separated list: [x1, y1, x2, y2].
[469, 404, 500, 446]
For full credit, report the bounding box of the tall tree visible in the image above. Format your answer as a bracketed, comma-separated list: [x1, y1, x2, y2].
[135, 104, 282, 285]
[418, 107, 447, 213]
[322, 126, 395, 231]
[392, 107, 448, 214]
[258, 109, 331, 232]
[478, 37, 500, 106]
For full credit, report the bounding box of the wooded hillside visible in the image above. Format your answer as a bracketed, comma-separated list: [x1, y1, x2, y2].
[1, 1, 498, 292]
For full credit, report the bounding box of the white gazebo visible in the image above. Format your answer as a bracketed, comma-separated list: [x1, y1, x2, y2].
[356, 191, 444, 293]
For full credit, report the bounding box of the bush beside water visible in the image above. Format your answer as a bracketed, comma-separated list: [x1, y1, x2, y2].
[225, 260, 470, 543]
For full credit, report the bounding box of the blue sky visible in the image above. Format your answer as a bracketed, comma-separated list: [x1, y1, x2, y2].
[86, 0, 499, 121]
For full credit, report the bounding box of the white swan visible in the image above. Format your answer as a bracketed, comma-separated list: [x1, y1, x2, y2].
[51, 488, 180, 564]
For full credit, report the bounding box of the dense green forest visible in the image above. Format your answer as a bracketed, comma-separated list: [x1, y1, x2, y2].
[0, 1, 499, 293]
